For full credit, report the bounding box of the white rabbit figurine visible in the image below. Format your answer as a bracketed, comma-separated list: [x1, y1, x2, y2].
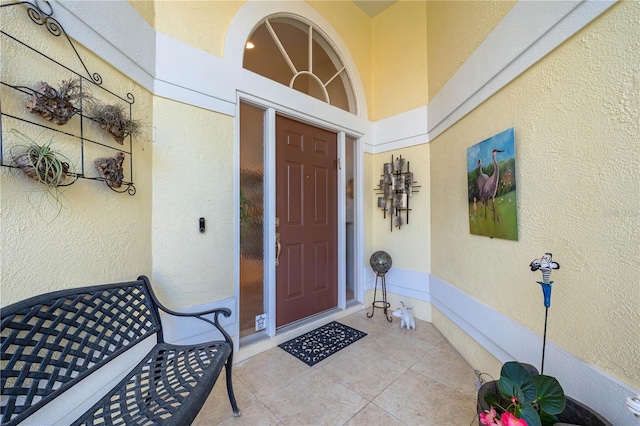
[392, 301, 415, 331]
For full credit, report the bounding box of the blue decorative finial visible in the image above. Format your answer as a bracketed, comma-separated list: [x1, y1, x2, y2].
[530, 253, 560, 308]
[530, 252, 560, 374]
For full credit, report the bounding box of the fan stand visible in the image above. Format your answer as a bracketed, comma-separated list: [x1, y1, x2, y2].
[367, 271, 392, 322]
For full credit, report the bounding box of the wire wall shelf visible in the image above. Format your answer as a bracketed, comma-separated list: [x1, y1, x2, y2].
[0, 0, 137, 195]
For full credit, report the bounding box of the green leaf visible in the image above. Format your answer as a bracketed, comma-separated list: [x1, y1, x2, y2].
[484, 391, 501, 408]
[499, 376, 524, 403]
[533, 375, 565, 415]
[520, 404, 542, 426]
[501, 362, 537, 403]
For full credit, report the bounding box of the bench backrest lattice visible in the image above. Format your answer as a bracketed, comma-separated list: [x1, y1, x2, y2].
[1, 281, 162, 425]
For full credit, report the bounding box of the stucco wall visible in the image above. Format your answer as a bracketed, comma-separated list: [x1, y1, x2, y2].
[426, 0, 515, 101]
[430, 0, 640, 390]
[369, 144, 430, 273]
[0, 3, 153, 305]
[154, 1, 245, 58]
[151, 97, 235, 309]
[371, 1, 427, 121]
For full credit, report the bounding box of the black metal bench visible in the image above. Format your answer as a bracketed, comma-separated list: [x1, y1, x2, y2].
[0, 275, 241, 425]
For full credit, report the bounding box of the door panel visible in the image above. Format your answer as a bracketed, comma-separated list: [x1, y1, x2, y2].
[276, 115, 338, 327]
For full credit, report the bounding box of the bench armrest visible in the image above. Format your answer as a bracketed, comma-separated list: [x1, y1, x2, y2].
[139, 275, 234, 345]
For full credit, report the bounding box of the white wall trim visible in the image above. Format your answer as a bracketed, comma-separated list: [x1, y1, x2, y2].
[57, 0, 614, 153]
[154, 32, 236, 116]
[365, 267, 431, 302]
[366, 106, 428, 154]
[365, 0, 615, 154]
[426, 0, 616, 142]
[430, 274, 640, 426]
[56, 0, 155, 92]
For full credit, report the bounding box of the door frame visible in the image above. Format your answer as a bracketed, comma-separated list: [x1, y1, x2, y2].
[237, 93, 364, 340]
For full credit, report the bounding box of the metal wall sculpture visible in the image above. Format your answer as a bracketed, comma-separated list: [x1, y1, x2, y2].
[374, 155, 419, 231]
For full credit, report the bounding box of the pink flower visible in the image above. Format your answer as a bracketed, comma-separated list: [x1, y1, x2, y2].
[480, 407, 503, 426]
[500, 411, 528, 426]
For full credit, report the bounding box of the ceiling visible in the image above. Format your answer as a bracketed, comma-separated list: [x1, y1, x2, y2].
[353, 1, 396, 17]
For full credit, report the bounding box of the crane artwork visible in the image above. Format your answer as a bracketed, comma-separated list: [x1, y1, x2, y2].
[476, 159, 489, 215]
[478, 149, 503, 221]
[466, 127, 518, 241]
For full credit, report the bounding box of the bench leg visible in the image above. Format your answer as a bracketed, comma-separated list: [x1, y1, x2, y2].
[225, 354, 241, 417]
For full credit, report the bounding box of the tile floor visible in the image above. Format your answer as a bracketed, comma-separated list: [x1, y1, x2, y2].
[193, 309, 479, 426]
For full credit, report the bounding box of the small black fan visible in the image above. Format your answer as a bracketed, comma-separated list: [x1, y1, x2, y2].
[370, 251, 392, 276]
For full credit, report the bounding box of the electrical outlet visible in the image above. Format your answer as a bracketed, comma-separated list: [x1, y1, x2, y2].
[255, 314, 267, 331]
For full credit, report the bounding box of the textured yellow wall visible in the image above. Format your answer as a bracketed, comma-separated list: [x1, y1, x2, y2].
[154, 0, 245, 57]
[370, 144, 430, 272]
[0, 4, 153, 304]
[371, 1, 427, 121]
[426, 0, 515, 101]
[151, 97, 235, 309]
[430, 1, 640, 389]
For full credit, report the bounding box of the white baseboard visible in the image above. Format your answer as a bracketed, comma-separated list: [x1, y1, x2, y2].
[364, 266, 431, 302]
[430, 274, 640, 426]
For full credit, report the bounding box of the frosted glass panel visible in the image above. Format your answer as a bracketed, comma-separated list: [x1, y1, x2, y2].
[345, 136, 356, 302]
[239, 102, 265, 339]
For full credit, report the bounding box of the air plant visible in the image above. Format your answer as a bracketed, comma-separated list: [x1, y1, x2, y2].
[25, 79, 85, 125]
[89, 102, 141, 144]
[11, 130, 74, 188]
[10, 130, 76, 218]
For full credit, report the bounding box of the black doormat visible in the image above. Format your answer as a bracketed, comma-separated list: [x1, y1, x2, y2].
[278, 321, 367, 366]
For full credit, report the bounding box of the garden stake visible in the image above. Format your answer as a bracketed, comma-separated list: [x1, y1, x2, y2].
[529, 253, 560, 375]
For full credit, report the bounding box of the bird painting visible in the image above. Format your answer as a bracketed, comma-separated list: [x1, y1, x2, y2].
[466, 127, 518, 240]
[477, 159, 489, 216]
[480, 149, 503, 222]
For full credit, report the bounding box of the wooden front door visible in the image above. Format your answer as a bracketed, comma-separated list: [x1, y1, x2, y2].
[275, 115, 338, 327]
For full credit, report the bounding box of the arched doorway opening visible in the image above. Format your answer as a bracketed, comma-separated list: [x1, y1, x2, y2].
[234, 12, 365, 345]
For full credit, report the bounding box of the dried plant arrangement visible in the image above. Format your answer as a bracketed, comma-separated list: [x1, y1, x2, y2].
[25, 79, 86, 125]
[94, 152, 125, 188]
[89, 103, 141, 144]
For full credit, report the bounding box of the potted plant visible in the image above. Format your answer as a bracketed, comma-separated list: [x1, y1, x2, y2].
[478, 362, 613, 426]
[88, 102, 141, 144]
[478, 361, 565, 426]
[25, 79, 85, 125]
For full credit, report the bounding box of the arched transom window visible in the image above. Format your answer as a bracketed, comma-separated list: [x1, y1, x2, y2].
[243, 16, 356, 114]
